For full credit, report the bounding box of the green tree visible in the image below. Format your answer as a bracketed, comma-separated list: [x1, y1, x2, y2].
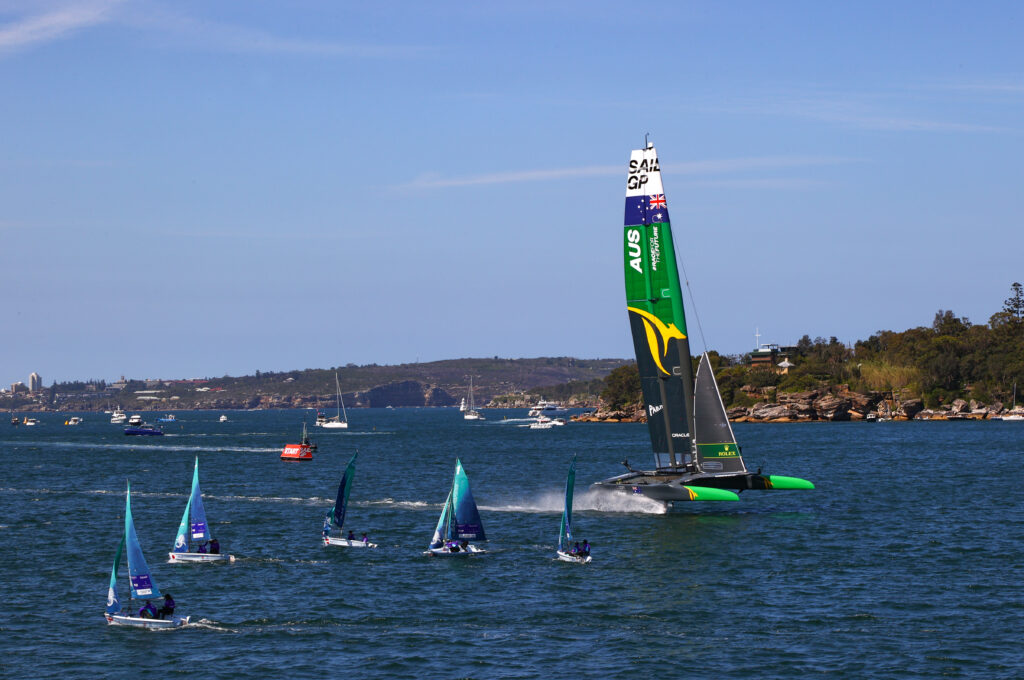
[601, 363, 641, 411]
[1004, 282, 1024, 321]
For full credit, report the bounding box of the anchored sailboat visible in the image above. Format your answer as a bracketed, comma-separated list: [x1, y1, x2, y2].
[317, 372, 349, 429]
[463, 376, 484, 420]
[169, 457, 234, 563]
[323, 453, 377, 548]
[556, 455, 590, 563]
[427, 459, 487, 555]
[106, 482, 190, 628]
[593, 141, 813, 503]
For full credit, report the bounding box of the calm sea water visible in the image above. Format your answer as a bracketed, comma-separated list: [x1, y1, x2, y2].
[1, 409, 1022, 678]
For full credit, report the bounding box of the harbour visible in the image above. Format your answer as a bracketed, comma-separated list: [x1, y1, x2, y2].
[1, 409, 1021, 677]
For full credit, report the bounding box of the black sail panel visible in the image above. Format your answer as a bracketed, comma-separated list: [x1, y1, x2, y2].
[693, 353, 748, 474]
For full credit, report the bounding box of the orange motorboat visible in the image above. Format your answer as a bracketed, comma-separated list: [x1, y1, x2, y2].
[281, 422, 315, 460]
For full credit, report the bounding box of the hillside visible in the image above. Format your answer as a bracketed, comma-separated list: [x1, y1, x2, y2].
[8, 357, 631, 412]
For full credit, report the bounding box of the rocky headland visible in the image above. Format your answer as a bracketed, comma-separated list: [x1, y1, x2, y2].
[574, 389, 1020, 423]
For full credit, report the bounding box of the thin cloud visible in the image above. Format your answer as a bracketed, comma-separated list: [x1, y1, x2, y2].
[936, 78, 1024, 95]
[785, 101, 1005, 133]
[714, 91, 1009, 134]
[0, 1, 425, 59]
[400, 156, 857, 190]
[0, 0, 121, 51]
[120, 3, 426, 59]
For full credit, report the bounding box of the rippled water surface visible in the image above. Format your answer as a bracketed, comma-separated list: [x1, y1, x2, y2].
[1, 409, 1022, 678]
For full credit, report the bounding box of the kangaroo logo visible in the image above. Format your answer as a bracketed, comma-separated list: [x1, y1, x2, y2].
[627, 306, 686, 375]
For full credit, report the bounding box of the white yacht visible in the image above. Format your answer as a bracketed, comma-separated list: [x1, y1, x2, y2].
[463, 376, 484, 421]
[127, 414, 143, 426]
[110, 409, 127, 424]
[528, 400, 568, 417]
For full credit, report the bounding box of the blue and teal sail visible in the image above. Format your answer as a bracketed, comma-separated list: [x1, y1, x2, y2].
[429, 459, 485, 547]
[325, 453, 357, 535]
[429, 490, 454, 549]
[125, 481, 160, 600]
[172, 457, 210, 553]
[558, 455, 577, 553]
[452, 459, 485, 540]
[106, 534, 125, 615]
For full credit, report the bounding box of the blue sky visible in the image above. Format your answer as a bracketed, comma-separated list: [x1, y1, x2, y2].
[2, 1, 1022, 385]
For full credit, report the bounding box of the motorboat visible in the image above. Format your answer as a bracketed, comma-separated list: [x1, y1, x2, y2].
[281, 422, 315, 460]
[528, 400, 568, 417]
[127, 414, 143, 426]
[110, 409, 127, 424]
[125, 424, 163, 436]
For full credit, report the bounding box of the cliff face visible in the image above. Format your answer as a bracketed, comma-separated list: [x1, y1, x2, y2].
[353, 381, 457, 408]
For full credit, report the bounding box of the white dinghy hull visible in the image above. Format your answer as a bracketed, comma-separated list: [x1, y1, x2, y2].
[324, 537, 377, 548]
[556, 550, 591, 564]
[425, 544, 486, 556]
[168, 552, 234, 563]
[105, 612, 190, 629]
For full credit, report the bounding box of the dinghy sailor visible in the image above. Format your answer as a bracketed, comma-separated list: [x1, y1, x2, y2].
[158, 593, 175, 619]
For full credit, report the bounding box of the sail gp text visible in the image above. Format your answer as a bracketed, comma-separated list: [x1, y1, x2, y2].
[626, 157, 659, 190]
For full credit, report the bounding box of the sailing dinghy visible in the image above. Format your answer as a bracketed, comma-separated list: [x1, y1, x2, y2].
[592, 142, 813, 504]
[323, 453, 377, 548]
[556, 455, 590, 563]
[427, 459, 487, 555]
[169, 457, 235, 563]
[106, 482, 190, 628]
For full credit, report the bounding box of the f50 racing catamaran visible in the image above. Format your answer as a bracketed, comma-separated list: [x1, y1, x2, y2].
[592, 141, 813, 504]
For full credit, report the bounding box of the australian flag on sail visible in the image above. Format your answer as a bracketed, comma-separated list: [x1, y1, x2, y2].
[624, 194, 670, 226]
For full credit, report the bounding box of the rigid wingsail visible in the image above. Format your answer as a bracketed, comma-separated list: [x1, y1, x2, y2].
[592, 141, 813, 504]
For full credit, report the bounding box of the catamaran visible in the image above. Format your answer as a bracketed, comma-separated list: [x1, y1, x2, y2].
[317, 372, 349, 429]
[556, 455, 590, 563]
[322, 453, 378, 548]
[463, 376, 484, 421]
[592, 141, 814, 504]
[427, 459, 487, 555]
[106, 482, 190, 628]
[169, 457, 234, 563]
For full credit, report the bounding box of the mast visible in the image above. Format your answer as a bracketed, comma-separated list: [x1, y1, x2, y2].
[623, 142, 697, 471]
[337, 373, 348, 423]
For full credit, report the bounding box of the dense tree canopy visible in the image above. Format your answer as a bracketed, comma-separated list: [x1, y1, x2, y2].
[596, 283, 1024, 411]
